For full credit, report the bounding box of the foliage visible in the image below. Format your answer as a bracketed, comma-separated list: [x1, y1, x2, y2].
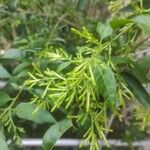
[0, 0, 150, 150]
[43, 119, 72, 150]
[0, 128, 9, 150]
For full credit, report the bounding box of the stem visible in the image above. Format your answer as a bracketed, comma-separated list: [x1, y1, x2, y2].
[0, 89, 23, 120]
[113, 23, 134, 41]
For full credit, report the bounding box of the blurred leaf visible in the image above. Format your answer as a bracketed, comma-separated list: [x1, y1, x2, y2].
[10, 83, 22, 90]
[16, 69, 30, 78]
[30, 88, 45, 98]
[138, 56, 150, 72]
[110, 19, 131, 29]
[129, 13, 150, 34]
[112, 56, 131, 64]
[57, 62, 71, 72]
[142, 0, 150, 9]
[147, 70, 150, 81]
[0, 91, 11, 107]
[96, 22, 113, 39]
[14, 103, 56, 124]
[13, 62, 31, 75]
[132, 62, 149, 83]
[1, 49, 23, 60]
[0, 129, 9, 150]
[43, 119, 72, 150]
[77, 0, 89, 10]
[0, 66, 11, 79]
[121, 72, 150, 107]
[92, 62, 117, 108]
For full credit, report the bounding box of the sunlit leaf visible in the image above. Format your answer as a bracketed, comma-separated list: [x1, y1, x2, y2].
[14, 103, 56, 124]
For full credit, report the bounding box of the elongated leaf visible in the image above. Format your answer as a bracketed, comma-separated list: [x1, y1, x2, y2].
[0, 91, 11, 107]
[43, 119, 72, 150]
[112, 56, 131, 65]
[121, 72, 150, 107]
[77, 0, 89, 10]
[14, 103, 56, 124]
[92, 62, 117, 108]
[129, 13, 150, 34]
[0, 129, 9, 150]
[13, 62, 31, 75]
[0, 66, 11, 79]
[131, 62, 149, 83]
[1, 49, 23, 60]
[16, 69, 30, 78]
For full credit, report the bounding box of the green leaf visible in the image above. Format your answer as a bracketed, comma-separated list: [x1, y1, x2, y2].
[92, 62, 117, 108]
[77, 0, 89, 10]
[14, 103, 56, 124]
[138, 56, 150, 73]
[129, 13, 150, 34]
[110, 19, 131, 29]
[1, 49, 23, 60]
[13, 62, 31, 75]
[0, 91, 11, 107]
[147, 70, 150, 81]
[0, 129, 9, 150]
[112, 56, 131, 65]
[121, 72, 150, 107]
[0, 66, 11, 79]
[16, 69, 30, 78]
[43, 119, 72, 150]
[131, 62, 149, 83]
[57, 62, 71, 72]
[96, 22, 113, 39]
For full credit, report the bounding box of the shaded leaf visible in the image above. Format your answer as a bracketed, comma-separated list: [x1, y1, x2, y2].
[138, 56, 150, 73]
[131, 62, 149, 83]
[0, 66, 11, 79]
[57, 62, 71, 72]
[16, 69, 30, 78]
[13, 62, 31, 75]
[0, 91, 11, 107]
[14, 103, 56, 124]
[77, 0, 89, 10]
[43, 119, 72, 150]
[1, 49, 23, 60]
[92, 62, 117, 108]
[129, 13, 150, 34]
[0, 130, 9, 150]
[147, 70, 150, 81]
[112, 56, 131, 64]
[96, 22, 113, 39]
[121, 72, 150, 107]
[110, 19, 131, 29]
